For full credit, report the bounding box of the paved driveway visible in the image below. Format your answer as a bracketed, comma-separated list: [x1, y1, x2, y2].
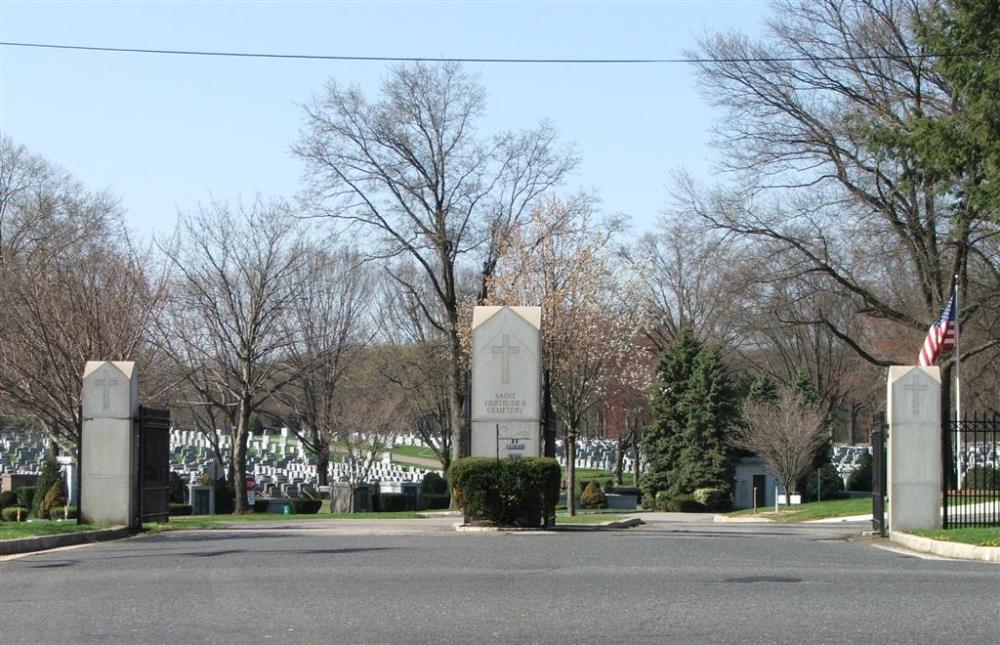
[1, 515, 997, 644]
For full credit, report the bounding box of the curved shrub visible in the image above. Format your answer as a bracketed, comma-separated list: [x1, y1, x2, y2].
[664, 494, 706, 513]
[654, 490, 671, 511]
[0, 490, 18, 511]
[420, 493, 451, 510]
[15, 486, 36, 511]
[449, 457, 560, 527]
[421, 472, 448, 495]
[693, 487, 732, 512]
[47, 505, 78, 520]
[169, 503, 193, 516]
[290, 498, 322, 514]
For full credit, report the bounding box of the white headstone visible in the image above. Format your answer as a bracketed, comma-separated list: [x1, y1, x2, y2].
[886, 365, 942, 532]
[470, 306, 542, 458]
[80, 361, 139, 526]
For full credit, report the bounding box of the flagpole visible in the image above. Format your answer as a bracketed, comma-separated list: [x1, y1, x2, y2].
[954, 274, 963, 490]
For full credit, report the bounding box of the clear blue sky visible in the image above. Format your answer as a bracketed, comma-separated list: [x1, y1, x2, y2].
[1, 1, 768, 239]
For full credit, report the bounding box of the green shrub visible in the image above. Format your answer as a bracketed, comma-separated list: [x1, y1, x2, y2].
[379, 493, 408, 512]
[654, 490, 671, 511]
[169, 503, 193, 516]
[693, 487, 732, 512]
[805, 464, 845, 502]
[214, 480, 235, 514]
[253, 498, 271, 513]
[32, 454, 61, 518]
[965, 466, 999, 489]
[420, 493, 451, 510]
[0, 490, 19, 511]
[15, 486, 36, 509]
[168, 471, 187, 503]
[580, 481, 607, 509]
[847, 452, 873, 491]
[449, 457, 560, 527]
[2, 506, 29, 522]
[47, 505, 77, 520]
[664, 494, 706, 513]
[290, 498, 322, 514]
[421, 472, 448, 495]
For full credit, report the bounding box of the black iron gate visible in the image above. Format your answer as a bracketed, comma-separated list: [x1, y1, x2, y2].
[943, 412, 1000, 529]
[135, 406, 171, 529]
[871, 412, 887, 537]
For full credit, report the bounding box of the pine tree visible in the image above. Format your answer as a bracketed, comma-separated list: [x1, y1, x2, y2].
[31, 453, 61, 519]
[672, 346, 739, 496]
[747, 372, 778, 402]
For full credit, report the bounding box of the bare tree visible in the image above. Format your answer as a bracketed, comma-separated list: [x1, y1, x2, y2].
[0, 139, 166, 448]
[295, 62, 577, 461]
[733, 387, 828, 501]
[686, 0, 1000, 418]
[269, 245, 374, 486]
[157, 200, 306, 513]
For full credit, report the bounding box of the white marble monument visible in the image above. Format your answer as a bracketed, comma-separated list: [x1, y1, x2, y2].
[80, 361, 139, 526]
[470, 306, 542, 458]
[886, 365, 942, 532]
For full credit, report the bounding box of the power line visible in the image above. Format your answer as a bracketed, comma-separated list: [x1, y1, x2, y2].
[0, 41, 993, 64]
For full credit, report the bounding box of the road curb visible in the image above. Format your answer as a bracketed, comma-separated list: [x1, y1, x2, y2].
[890, 531, 1000, 563]
[713, 514, 774, 523]
[0, 526, 130, 556]
[454, 516, 645, 532]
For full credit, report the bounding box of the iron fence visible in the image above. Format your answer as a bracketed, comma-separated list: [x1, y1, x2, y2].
[943, 412, 1000, 529]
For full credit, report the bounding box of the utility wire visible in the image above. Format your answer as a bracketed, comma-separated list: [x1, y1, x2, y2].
[0, 40, 994, 64]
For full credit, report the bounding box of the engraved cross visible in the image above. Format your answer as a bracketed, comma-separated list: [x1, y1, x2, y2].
[95, 374, 118, 410]
[491, 335, 520, 385]
[902, 381, 928, 415]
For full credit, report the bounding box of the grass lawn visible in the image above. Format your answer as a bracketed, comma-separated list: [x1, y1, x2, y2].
[571, 469, 636, 486]
[727, 497, 872, 523]
[909, 527, 1000, 547]
[148, 510, 425, 532]
[0, 521, 113, 541]
[391, 445, 438, 460]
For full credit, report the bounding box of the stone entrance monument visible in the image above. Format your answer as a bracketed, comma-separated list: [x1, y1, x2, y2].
[886, 365, 942, 532]
[471, 306, 542, 458]
[80, 361, 139, 526]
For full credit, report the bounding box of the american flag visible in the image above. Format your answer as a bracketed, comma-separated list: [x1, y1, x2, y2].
[918, 294, 957, 367]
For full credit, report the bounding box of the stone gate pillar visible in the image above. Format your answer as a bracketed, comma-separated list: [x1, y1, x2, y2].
[886, 366, 942, 532]
[80, 361, 139, 526]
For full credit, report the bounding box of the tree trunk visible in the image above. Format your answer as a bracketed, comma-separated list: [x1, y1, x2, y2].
[448, 334, 468, 461]
[566, 432, 577, 516]
[316, 442, 330, 487]
[232, 397, 251, 514]
[632, 434, 641, 485]
[614, 436, 625, 486]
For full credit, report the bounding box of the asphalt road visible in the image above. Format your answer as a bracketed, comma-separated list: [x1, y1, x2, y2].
[1, 515, 998, 644]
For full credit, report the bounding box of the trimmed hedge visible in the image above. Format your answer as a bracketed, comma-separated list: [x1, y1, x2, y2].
[663, 494, 706, 513]
[2, 506, 29, 522]
[449, 457, 560, 527]
[379, 493, 408, 512]
[169, 503, 193, 516]
[693, 487, 732, 512]
[421, 472, 448, 495]
[654, 490, 671, 511]
[290, 498, 322, 514]
[420, 493, 451, 510]
[47, 505, 78, 520]
[0, 490, 18, 511]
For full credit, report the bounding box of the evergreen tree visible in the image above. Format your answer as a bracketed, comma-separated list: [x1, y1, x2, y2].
[747, 372, 778, 402]
[641, 327, 702, 501]
[790, 369, 819, 405]
[31, 453, 61, 518]
[672, 346, 739, 496]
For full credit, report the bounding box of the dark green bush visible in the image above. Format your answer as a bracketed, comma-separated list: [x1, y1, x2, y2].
[2, 506, 29, 522]
[805, 464, 845, 502]
[420, 493, 451, 510]
[169, 503, 192, 516]
[379, 493, 408, 512]
[15, 486, 36, 510]
[847, 453, 873, 492]
[664, 494, 706, 513]
[290, 498, 322, 514]
[965, 466, 999, 489]
[214, 479, 235, 514]
[0, 490, 18, 511]
[421, 472, 448, 495]
[693, 487, 732, 512]
[40, 480, 66, 519]
[47, 505, 78, 519]
[253, 498, 271, 513]
[168, 471, 187, 503]
[449, 457, 560, 527]
[654, 490, 671, 511]
[580, 481, 607, 509]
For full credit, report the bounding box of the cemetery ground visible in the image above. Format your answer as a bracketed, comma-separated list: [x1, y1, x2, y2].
[2, 514, 999, 644]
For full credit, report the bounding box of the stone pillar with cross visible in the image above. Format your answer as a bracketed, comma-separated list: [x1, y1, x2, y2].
[80, 361, 140, 526]
[886, 366, 942, 532]
[470, 306, 542, 458]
